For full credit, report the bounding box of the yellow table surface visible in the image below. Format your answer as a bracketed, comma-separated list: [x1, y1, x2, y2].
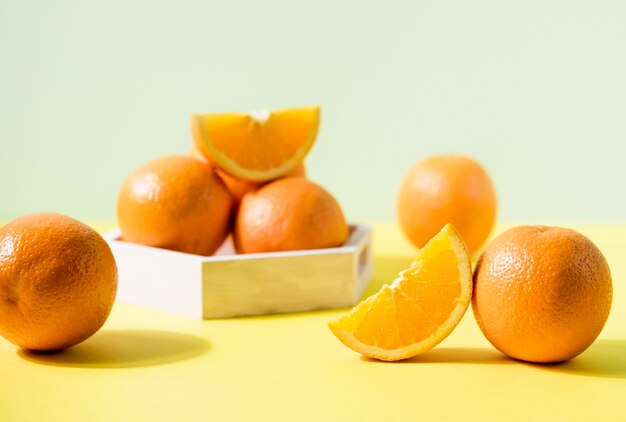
[1, 222, 625, 421]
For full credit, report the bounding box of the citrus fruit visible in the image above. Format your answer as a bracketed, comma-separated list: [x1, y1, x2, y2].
[234, 178, 348, 253]
[0, 213, 118, 351]
[191, 105, 319, 182]
[218, 162, 306, 208]
[397, 154, 497, 254]
[117, 155, 232, 256]
[328, 224, 472, 361]
[472, 225, 612, 363]
[189, 145, 306, 205]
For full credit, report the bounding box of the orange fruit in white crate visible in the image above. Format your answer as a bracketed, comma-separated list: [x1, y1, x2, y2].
[397, 155, 496, 254]
[190, 105, 319, 182]
[117, 155, 232, 256]
[0, 213, 118, 351]
[473, 225, 612, 363]
[234, 178, 348, 253]
[329, 224, 471, 361]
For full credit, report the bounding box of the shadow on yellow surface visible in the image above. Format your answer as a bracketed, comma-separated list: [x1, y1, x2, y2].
[529, 339, 626, 379]
[360, 347, 511, 364]
[17, 329, 210, 369]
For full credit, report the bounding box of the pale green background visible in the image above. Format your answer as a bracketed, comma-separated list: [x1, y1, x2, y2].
[1, 1, 624, 223]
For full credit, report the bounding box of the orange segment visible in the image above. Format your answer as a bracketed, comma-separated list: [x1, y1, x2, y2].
[328, 224, 472, 361]
[191, 106, 320, 182]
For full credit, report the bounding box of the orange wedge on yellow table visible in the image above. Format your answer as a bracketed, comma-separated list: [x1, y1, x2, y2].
[191, 106, 320, 182]
[329, 224, 472, 361]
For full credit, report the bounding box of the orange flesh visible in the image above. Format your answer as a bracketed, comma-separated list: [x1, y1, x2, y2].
[352, 251, 461, 349]
[328, 224, 471, 361]
[191, 106, 319, 181]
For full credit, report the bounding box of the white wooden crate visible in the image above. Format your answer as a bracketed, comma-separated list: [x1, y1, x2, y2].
[104, 225, 373, 319]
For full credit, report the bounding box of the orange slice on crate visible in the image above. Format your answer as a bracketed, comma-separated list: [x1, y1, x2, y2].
[191, 105, 320, 182]
[328, 223, 472, 361]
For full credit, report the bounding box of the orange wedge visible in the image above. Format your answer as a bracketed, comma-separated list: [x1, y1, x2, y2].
[191, 105, 320, 182]
[328, 224, 472, 361]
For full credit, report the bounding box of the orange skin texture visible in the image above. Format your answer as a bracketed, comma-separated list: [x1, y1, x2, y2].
[234, 178, 349, 254]
[0, 213, 118, 351]
[397, 155, 497, 254]
[189, 145, 306, 205]
[472, 225, 613, 363]
[117, 155, 232, 256]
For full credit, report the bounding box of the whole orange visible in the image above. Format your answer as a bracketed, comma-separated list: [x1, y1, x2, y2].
[189, 145, 306, 205]
[117, 155, 232, 256]
[472, 225, 612, 363]
[397, 155, 496, 254]
[234, 178, 348, 253]
[0, 213, 118, 351]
